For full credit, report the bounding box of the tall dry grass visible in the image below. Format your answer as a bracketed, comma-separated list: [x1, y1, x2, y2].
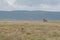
[0, 21, 60, 40]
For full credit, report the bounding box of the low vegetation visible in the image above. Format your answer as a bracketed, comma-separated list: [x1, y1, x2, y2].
[0, 21, 60, 40]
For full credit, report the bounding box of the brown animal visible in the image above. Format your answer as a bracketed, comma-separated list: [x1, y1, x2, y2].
[21, 27, 25, 34]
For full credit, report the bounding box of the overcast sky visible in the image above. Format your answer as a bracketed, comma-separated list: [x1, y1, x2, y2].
[0, 0, 60, 11]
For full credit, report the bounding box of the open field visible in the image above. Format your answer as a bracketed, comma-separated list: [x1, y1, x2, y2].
[0, 21, 60, 40]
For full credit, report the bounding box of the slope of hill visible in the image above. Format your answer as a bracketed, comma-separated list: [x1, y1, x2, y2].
[0, 11, 60, 21]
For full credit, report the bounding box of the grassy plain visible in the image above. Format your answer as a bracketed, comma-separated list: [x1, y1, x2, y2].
[0, 21, 60, 40]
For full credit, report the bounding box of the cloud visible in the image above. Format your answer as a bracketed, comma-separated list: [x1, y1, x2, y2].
[6, 0, 16, 7]
[0, 0, 60, 11]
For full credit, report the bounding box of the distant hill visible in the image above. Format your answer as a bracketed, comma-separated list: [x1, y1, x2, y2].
[0, 10, 60, 21]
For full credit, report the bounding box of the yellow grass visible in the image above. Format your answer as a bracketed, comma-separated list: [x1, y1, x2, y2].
[0, 21, 60, 40]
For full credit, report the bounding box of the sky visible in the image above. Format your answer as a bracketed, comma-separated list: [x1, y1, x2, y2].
[0, 0, 60, 11]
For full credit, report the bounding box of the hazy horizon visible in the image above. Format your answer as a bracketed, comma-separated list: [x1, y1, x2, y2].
[0, 11, 59, 21]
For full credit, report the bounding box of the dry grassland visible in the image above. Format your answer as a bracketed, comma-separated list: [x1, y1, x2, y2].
[0, 21, 60, 40]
